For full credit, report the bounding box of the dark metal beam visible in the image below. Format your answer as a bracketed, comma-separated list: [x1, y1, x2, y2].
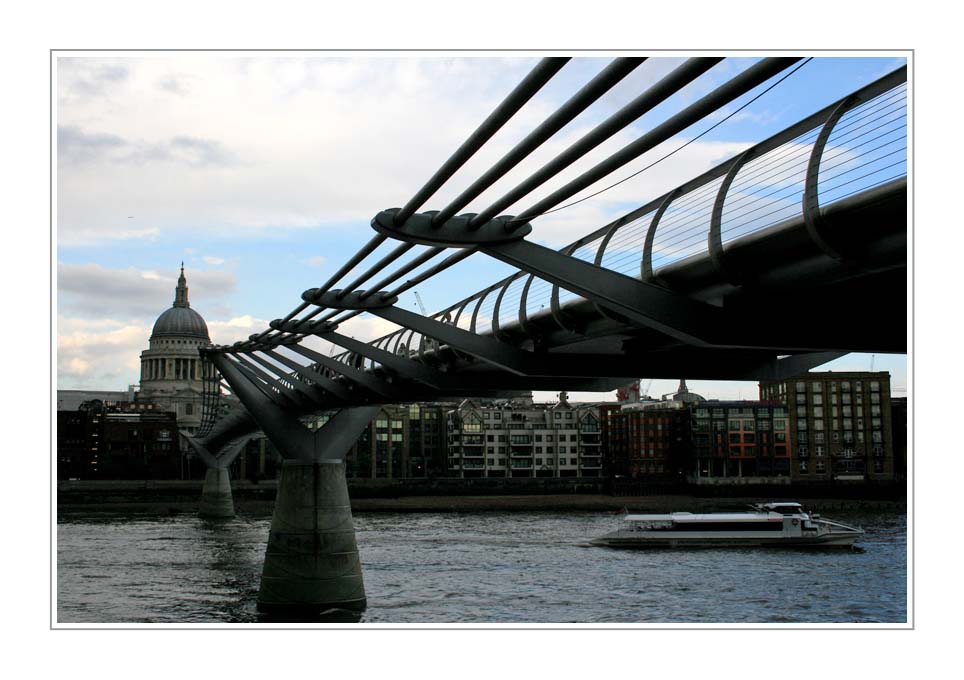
[227, 355, 296, 409]
[470, 57, 722, 227]
[286, 342, 400, 400]
[434, 57, 646, 226]
[260, 348, 352, 403]
[276, 320, 454, 390]
[369, 305, 535, 375]
[394, 57, 569, 225]
[244, 351, 327, 404]
[510, 57, 802, 226]
[480, 239, 722, 345]
[232, 353, 311, 408]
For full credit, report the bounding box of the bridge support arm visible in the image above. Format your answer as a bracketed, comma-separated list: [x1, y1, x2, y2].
[274, 320, 454, 390]
[370, 305, 533, 375]
[479, 239, 722, 346]
[748, 352, 848, 381]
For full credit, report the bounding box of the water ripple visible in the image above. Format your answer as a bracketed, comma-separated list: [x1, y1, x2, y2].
[58, 509, 906, 624]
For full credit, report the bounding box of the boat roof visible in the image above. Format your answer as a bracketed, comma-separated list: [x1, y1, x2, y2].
[624, 512, 788, 522]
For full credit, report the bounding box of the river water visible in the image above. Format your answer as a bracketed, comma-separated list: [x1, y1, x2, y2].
[57, 509, 907, 624]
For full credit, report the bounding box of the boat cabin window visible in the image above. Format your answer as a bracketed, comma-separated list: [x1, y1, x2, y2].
[768, 504, 802, 515]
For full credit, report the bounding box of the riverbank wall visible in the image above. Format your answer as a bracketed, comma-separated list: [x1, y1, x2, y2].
[57, 478, 906, 514]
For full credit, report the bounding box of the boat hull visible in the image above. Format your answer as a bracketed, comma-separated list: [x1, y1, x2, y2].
[591, 531, 861, 549]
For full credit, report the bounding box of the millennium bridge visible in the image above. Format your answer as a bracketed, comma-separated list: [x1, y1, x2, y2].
[183, 56, 907, 616]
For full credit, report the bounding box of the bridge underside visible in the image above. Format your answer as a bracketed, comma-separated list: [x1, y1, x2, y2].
[196, 175, 905, 452]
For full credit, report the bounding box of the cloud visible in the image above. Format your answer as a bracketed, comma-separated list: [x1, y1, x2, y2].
[304, 255, 327, 267]
[202, 256, 225, 265]
[58, 124, 239, 169]
[58, 59, 129, 100]
[124, 135, 239, 167]
[57, 262, 236, 318]
[57, 316, 150, 389]
[208, 315, 270, 346]
[57, 125, 127, 164]
[156, 73, 195, 96]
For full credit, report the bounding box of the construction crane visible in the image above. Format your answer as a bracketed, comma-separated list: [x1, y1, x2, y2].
[414, 291, 438, 355]
[641, 378, 654, 400]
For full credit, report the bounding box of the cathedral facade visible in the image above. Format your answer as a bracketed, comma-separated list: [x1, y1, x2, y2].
[138, 265, 213, 434]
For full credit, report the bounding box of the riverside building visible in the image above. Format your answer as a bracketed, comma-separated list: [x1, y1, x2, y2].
[758, 371, 895, 482]
[446, 393, 603, 478]
[689, 401, 791, 483]
[302, 403, 451, 479]
[600, 380, 703, 479]
[601, 380, 791, 483]
[57, 400, 179, 479]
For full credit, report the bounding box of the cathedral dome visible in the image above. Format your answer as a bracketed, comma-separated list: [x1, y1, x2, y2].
[149, 265, 211, 342]
[151, 306, 209, 340]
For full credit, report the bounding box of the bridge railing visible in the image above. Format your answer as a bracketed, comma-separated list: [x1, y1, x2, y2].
[356, 65, 906, 356]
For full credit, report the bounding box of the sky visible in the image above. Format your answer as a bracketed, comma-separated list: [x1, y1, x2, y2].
[55, 52, 908, 401]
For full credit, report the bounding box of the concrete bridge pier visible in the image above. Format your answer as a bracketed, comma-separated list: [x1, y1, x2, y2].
[199, 467, 235, 518]
[208, 353, 380, 615]
[258, 458, 366, 614]
[184, 434, 250, 519]
[248, 406, 378, 616]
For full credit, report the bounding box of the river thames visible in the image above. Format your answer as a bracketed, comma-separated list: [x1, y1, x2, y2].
[57, 509, 906, 624]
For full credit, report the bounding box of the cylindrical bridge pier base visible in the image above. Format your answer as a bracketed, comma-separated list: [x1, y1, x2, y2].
[198, 467, 235, 518]
[257, 460, 366, 616]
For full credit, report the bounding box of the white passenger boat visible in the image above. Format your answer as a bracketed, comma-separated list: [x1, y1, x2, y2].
[591, 502, 863, 549]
